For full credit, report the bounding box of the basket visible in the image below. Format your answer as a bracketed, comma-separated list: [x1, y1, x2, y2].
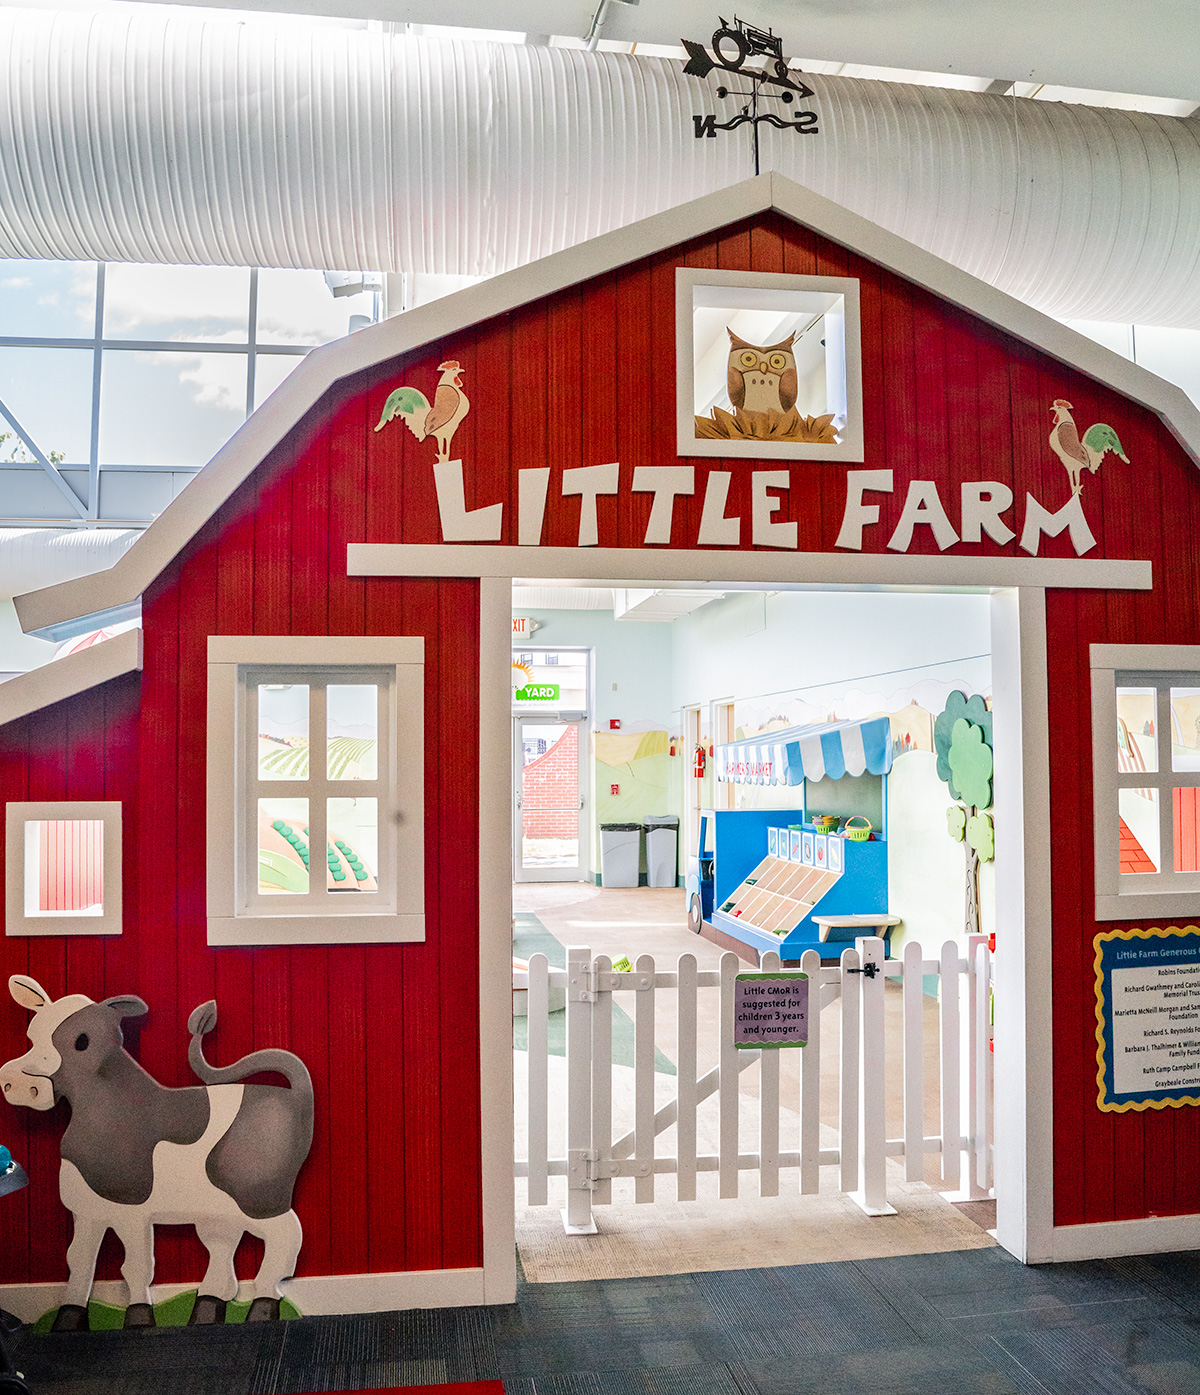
[811, 814, 839, 832]
[843, 815, 873, 842]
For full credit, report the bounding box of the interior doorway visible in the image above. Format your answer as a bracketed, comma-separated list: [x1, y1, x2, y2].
[513, 717, 587, 882]
[508, 576, 1004, 1278]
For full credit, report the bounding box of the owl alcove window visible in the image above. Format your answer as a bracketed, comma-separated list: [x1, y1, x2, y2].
[675, 269, 864, 462]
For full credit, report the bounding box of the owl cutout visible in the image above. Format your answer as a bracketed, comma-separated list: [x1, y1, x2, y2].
[727, 331, 798, 414]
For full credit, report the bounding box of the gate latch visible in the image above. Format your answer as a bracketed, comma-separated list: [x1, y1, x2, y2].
[846, 962, 878, 978]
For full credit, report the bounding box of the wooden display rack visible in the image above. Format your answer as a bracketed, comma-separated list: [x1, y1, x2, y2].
[718, 854, 841, 938]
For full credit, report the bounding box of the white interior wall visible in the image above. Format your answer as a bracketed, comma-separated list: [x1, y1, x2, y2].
[515, 587, 995, 943]
[668, 590, 992, 719]
[667, 588, 995, 946]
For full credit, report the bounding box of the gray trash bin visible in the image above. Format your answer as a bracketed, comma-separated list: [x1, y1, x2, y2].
[644, 814, 679, 888]
[600, 822, 642, 888]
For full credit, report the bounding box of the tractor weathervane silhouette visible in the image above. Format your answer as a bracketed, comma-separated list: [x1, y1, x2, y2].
[682, 16, 819, 172]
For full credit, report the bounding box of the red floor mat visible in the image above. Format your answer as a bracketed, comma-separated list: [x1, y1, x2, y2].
[294, 1385, 505, 1394]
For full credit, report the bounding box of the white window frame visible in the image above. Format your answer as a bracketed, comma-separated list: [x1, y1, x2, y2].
[1091, 643, 1200, 920]
[675, 267, 864, 463]
[5, 801, 123, 936]
[207, 636, 424, 945]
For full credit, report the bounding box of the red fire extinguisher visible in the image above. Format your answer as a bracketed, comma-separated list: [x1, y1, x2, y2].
[693, 744, 707, 779]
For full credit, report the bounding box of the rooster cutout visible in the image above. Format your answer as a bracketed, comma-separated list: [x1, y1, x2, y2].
[1048, 398, 1129, 496]
[374, 360, 470, 462]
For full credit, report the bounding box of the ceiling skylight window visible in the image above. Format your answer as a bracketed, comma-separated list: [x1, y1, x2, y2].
[0, 260, 381, 525]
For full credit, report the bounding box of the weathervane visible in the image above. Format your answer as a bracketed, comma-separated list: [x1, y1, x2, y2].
[682, 16, 819, 174]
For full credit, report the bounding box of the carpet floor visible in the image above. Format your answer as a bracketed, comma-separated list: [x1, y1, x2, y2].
[15, 1248, 1200, 1394]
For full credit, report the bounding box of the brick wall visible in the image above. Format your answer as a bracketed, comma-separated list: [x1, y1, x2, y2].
[523, 724, 579, 836]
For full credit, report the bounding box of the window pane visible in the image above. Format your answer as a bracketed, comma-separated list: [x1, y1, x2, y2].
[691, 286, 848, 434]
[514, 653, 589, 710]
[99, 349, 247, 465]
[519, 720, 579, 869]
[1174, 788, 1200, 872]
[256, 268, 374, 346]
[327, 685, 378, 779]
[258, 798, 309, 894]
[0, 346, 94, 463]
[253, 352, 303, 409]
[327, 797, 377, 890]
[103, 264, 250, 342]
[0, 260, 97, 338]
[24, 820, 104, 916]
[1117, 686, 1158, 773]
[1119, 788, 1159, 873]
[258, 685, 309, 779]
[1172, 688, 1200, 771]
[522, 814, 579, 869]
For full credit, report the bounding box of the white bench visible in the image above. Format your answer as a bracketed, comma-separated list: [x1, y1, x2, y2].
[813, 913, 902, 943]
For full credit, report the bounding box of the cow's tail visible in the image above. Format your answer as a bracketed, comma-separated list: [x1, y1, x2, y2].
[187, 1000, 314, 1103]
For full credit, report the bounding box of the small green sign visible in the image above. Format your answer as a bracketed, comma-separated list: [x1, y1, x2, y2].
[516, 683, 560, 701]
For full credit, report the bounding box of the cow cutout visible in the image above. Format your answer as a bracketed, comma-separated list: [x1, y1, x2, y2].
[0, 976, 313, 1331]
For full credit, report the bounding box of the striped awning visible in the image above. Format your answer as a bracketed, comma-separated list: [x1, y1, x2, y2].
[715, 716, 894, 786]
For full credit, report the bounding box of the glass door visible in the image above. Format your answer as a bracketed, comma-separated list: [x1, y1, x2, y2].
[513, 718, 587, 882]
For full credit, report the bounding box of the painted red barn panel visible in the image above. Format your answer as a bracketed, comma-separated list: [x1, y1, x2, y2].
[2, 190, 1200, 1303]
[254, 211, 1200, 1231]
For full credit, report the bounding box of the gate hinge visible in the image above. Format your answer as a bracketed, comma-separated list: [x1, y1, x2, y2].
[567, 1148, 652, 1185]
[567, 1148, 599, 1190]
[567, 965, 654, 1002]
[566, 965, 596, 1003]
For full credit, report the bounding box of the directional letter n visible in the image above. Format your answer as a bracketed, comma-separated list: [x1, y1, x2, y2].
[693, 114, 718, 138]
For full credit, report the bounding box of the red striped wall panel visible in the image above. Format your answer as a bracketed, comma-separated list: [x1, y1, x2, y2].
[35, 819, 104, 913]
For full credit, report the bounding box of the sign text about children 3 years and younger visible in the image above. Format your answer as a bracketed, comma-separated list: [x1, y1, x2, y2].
[734, 972, 809, 1048]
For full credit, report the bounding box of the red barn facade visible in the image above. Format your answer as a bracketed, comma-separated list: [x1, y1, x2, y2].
[4, 173, 1200, 1318]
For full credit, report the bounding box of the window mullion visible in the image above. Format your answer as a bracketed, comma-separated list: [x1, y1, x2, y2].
[1159, 685, 1175, 875]
[308, 683, 329, 907]
[244, 677, 261, 911]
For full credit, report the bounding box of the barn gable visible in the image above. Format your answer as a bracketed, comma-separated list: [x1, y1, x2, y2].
[6, 172, 1200, 1315]
[15, 171, 1200, 638]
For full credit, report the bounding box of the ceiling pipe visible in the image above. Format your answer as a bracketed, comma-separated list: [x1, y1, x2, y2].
[0, 529, 140, 600]
[4, 8, 1200, 326]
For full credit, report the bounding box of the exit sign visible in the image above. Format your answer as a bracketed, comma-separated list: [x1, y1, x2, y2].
[515, 683, 560, 702]
[513, 616, 537, 638]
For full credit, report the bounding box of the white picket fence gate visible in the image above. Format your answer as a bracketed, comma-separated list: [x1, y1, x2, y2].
[514, 934, 993, 1233]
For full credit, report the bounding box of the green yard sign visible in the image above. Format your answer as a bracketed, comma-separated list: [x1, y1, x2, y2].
[516, 684, 560, 702]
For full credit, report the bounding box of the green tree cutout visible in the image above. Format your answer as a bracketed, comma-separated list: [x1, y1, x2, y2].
[934, 691, 994, 938]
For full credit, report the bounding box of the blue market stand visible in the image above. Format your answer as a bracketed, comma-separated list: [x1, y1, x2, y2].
[686, 717, 894, 965]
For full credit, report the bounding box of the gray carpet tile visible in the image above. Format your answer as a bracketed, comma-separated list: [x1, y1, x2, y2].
[14, 1247, 1200, 1394]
